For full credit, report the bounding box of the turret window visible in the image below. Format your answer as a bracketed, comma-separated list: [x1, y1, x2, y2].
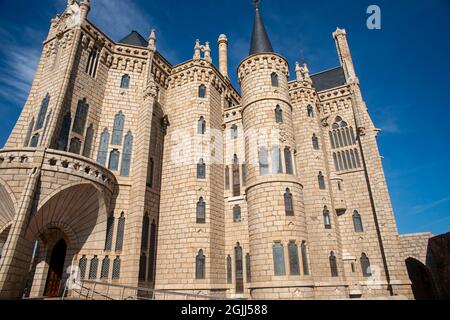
[318, 172, 326, 190]
[242, 163, 247, 187]
[288, 241, 300, 276]
[196, 250, 206, 279]
[312, 134, 320, 150]
[259, 147, 269, 175]
[323, 206, 332, 229]
[108, 149, 120, 171]
[120, 74, 130, 89]
[330, 252, 338, 277]
[275, 105, 283, 124]
[272, 147, 282, 174]
[198, 116, 206, 135]
[284, 189, 294, 216]
[273, 243, 286, 276]
[196, 197, 206, 224]
[198, 85, 207, 98]
[197, 158, 206, 179]
[271, 72, 279, 87]
[353, 211, 364, 233]
[307, 105, 315, 118]
[111, 111, 125, 145]
[233, 205, 242, 223]
[301, 242, 310, 275]
[284, 148, 293, 175]
[72, 99, 89, 135]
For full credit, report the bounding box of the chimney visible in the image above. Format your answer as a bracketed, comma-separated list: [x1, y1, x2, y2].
[217, 34, 229, 78]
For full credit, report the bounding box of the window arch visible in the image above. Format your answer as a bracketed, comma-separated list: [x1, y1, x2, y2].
[284, 148, 293, 175]
[231, 124, 238, 139]
[271, 72, 279, 87]
[105, 213, 115, 251]
[301, 241, 310, 275]
[101, 256, 110, 279]
[272, 147, 282, 174]
[307, 105, 315, 118]
[89, 256, 99, 279]
[97, 128, 109, 166]
[284, 189, 294, 216]
[232, 155, 240, 196]
[72, 99, 89, 135]
[233, 205, 241, 223]
[258, 147, 269, 175]
[197, 116, 206, 135]
[196, 197, 206, 224]
[108, 149, 120, 171]
[288, 241, 300, 276]
[69, 137, 82, 155]
[115, 213, 125, 252]
[275, 106, 283, 124]
[120, 131, 133, 177]
[30, 134, 40, 148]
[120, 74, 130, 89]
[235, 243, 244, 293]
[112, 111, 125, 145]
[273, 243, 286, 276]
[112, 256, 121, 280]
[227, 255, 232, 284]
[330, 252, 338, 277]
[323, 206, 332, 229]
[318, 172, 326, 190]
[197, 158, 206, 179]
[353, 211, 364, 233]
[35, 94, 50, 130]
[242, 162, 247, 187]
[196, 250, 206, 279]
[57, 112, 72, 151]
[360, 253, 372, 277]
[312, 134, 320, 150]
[82, 124, 94, 158]
[24, 118, 35, 147]
[246, 253, 251, 283]
[198, 84, 207, 98]
[78, 255, 87, 280]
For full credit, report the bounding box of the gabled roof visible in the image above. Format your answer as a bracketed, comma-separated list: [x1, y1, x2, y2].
[311, 66, 347, 92]
[249, 6, 274, 55]
[118, 31, 148, 47]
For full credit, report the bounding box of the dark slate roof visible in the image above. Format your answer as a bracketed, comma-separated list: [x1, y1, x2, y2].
[249, 7, 274, 55]
[118, 31, 148, 47]
[311, 67, 347, 92]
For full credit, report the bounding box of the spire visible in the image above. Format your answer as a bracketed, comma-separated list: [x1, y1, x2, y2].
[249, 0, 274, 55]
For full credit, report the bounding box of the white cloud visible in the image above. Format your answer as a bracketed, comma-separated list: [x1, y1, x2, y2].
[411, 196, 450, 215]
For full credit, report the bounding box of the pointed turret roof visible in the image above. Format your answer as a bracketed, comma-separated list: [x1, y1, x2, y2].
[118, 31, 148, 47]
[249, 1, 274, 55]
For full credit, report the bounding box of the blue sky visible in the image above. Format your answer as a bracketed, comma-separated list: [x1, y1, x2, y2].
[0, 0, 449, 235]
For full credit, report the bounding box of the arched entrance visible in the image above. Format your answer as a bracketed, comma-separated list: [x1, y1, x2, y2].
[44, 239, 67, 297]
[405, 257, 438, 300]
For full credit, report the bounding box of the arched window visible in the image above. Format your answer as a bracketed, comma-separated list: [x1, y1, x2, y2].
[333, 153, 340, 171]
[72, 99, 89, 135]
[307, 105, 315, 118]
[148, 220, 157, 281]
[350, 149, 357, 168]
[330, 252, 338, 277]
[284, 189, 294, 216]
[24, 118, 35, 147]
[97, 128, 110, 166]
[141, 213, 150, 251]
[198, 84, 207, 98]
[259, 147, 269, 175]
[329, 131, 336, 149]
[139, 254, 147, 281]
[318, 172, 326, 190]
[301, 242, 309, 276]
[120, 74, 130, 89]
[232, 155, 240, 196]
[312, 134, 320, 150]
[82, 124, 94, 158]
[353, 211, 364, 233]
[35, 94, 50, 130]
[57, 112, 72, 151]
[197, 158, 206, 179]
[89, 256, 99, 279]
[288, 241, 300, 276]
[323, 206, 332, 229]
[120, 131, 133, 176]
[360, 253, 372, 277]
[235, 243, 244, 293]
[273, 243, 286, 276]
[233, 205, 241, 223]
[78, 255, 87, 280]
[147, 158, 155, 188]
[112, 256, 121, 280]
[112, 111, 125, 145]
[275, 106, 283, 124]
[227, 255, 232, 284]
[30, 134, 40, 148]
[246, 253, 251, 283]
[231, 124, 238, 139]
[271, 72, 279, 87]
[196, 250, 206, 279]
[272, 147, 282, 174]
[197, 116, 206, 135]
[242, 163, 247, 187]
[115, 213, 125, 252]
[196, 197, 206, 224]
[105, 213, 115, 251]
[224, 166, 230, 190]
[101, 256, 110, 279]
[108, 149, 120, 171]
[284, 148, 293, 175]
[69, 137, 82, 155]
[86, 48, 100, 77]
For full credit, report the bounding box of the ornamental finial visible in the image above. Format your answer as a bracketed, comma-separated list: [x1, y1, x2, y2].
[253, 0, 261, 10]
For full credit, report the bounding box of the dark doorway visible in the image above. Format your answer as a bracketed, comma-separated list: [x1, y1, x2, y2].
[235, 243, 244, 294]
[405, 257, 438, 300]
[44, 239, 67, 298]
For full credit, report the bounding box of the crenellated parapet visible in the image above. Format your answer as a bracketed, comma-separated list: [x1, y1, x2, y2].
[238, 53, 289, 83]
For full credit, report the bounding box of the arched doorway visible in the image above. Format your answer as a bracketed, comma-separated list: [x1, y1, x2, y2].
[405, 257, 438, 300]
[44, 239, 67, 298]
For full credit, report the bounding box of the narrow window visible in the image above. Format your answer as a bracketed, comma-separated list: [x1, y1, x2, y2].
[350, 127, 357, 144]
[330, 252, 338, 277]
[246, 253, 251, 283]
[360, 253, 372, 277]
[139, 254, 147, 281]
[342, 128, 348, 146]
[72, 99, 89, 135]
[24, 118, 35, 147]
[233, 205, 241, 223]
[333, 131, 340, 148]
[318, 172, 326, 190]
[259, 147, 269, 175]
[89, 256, 99, 279]
[197, 116, 206, 135]
[115, 213, 125, 252]
[101, 256, 110, 280]
[147, 158, 155, 188]
[225, 166, 230, 190]
[235, 243, 244, 293]
[284, 148, 293, 175]
[104, 214, 115, 251]
[350, 149, 357, 168]
[120, 74, 130, 89]
[312, 134, 320, 150]
[329, 131, 336, 149]
[112, 257, 121, 280]
[301, 242, 310, 275]
[69, 137, 82, 155]
[97, 128, 110, 166]
[78, 255, 87, 280]
[227, 255, 232, 284]
[40, 110, 52, 147]
[271, 72, 279, 87]
[231, 124, 238, 140]
[346, 150, 353, 169]
[198, 85, 207, 98]
[197, 158, 206, 179]
[196, 197, 206, 224]
[120, 131, 133, 176]
[35, 94, 50, 130]
[273, 243, 286, 276]
[275, 105, 283, 124]
[148, 220, 157, 281]
[288, 241, 300, 276]
[242, 163, 247, 187]
[86, 48, 100, 77]
[30, 134, 40, 148]
[354, 149, 361, 167]
[82, 124, 94, 158]
[338, 152, 344, 171]
[307, 105, 314, 118]
[345, 127, 352, 146]
[108, 149, 120, 171]
[284, 189, 294, 216]
[323, 206, 332, 229]
[196, 250, 206, 279]
[111, 111, 125, 145]
[351, 262, 356, 273]
[333, 153, 340, 171]
[353, 211, 364, 233]
[141, 213, 150, 251]
[57, 112, 72, 151]
[342, 150, 349, 170]
[272, 147, 282, 174]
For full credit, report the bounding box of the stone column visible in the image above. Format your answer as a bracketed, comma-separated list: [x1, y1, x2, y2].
[218, 34, 229, 78]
